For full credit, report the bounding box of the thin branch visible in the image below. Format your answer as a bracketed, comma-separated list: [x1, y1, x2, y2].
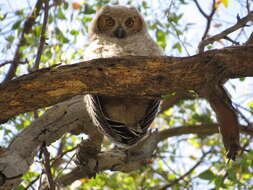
[51, 146, 77, 168]
[192, 0, 208, 18]
[198, 11, 253, 52]
[0, 60, 28, 68]
[33, 0, 49, 70]
[223, 36, 240, 45]
[2, 0, 43, 83]
[23, 175, 40, 190]
[200, 0, 217, 43]
[159, 92, 195, 113]
[158, 150, 211, 190]
[42, 145, 56, 190]
[246, 0, 251, 13]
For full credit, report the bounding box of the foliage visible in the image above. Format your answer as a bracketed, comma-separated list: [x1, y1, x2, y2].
[0, 0, 253, 189]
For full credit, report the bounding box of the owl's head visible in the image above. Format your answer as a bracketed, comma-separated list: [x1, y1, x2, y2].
[89, 5, 147, 40]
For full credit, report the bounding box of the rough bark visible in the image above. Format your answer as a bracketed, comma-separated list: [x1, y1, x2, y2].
[0, 95, 96, 189]
[1, 92, 252, 190]
[1, 45, 253, 124]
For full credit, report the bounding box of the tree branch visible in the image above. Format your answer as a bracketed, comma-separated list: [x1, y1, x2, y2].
[1, 45, 253, 124]
[193, 0, 217, 51]
[2, 0, 44, 83]
[192, 0, 208, 18]
[158, 150, 211, 190]
[42, 146, 56, 190]
[198, 11, 253, 52]
[200, 0, 216, 42]
[1, 91, 252, 189]
[33, 0, 50, 70]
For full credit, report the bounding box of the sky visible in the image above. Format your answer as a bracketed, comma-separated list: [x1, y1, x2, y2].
[0, 0, 252, 188]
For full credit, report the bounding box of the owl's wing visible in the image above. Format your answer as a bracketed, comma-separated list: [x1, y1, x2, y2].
[86, 95, 159, 146]
[139, 99, 160, 131]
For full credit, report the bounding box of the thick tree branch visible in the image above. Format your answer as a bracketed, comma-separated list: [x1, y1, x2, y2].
[1, 92, 252, 189]
[1, 45, 253, 124]
[0, 95, 94, 189]
[38, 124, 253, 188]
[199, 85, 240, 160]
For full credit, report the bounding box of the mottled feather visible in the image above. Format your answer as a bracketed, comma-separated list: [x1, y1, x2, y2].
[84, 5, 164, 146]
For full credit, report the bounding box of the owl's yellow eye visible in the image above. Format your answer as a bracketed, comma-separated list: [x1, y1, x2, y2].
[105, 16, 115, 27]
[125, 17, 134, 28]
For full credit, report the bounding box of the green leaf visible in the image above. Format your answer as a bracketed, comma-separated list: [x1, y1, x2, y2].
[14, 185, 25, 190]
[63, 2, 69, 10]
[198, 169, 215, 180]
[6, 35, 14, 42]
[156, 30, 166, 48]
[15, 9, 24, 16]
[12, 20, 22, 30]
[0, 13, 7, 21]
[55, 27, 69, 43]
[57, 8, 66, 20]
[84, 4, 95, 14]
[70, 29, 79, 36]
[172, 42, 182, 52]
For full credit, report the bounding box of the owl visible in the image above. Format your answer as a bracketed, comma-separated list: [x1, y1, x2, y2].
[84, 5, 163, 147]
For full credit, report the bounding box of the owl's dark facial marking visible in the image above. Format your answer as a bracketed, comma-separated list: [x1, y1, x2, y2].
[97, 15, 116, 32]
[113, 26, 126, 39]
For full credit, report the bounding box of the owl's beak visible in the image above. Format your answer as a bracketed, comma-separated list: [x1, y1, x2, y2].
[114, 26, 126, 39]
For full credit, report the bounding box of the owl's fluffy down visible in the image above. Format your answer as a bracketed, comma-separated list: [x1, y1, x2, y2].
[84, 5, 164, 146]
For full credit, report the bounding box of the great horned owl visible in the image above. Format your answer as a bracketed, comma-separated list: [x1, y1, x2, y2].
[84, 5, 163, 146]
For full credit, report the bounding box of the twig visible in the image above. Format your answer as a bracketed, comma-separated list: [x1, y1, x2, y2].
[55, 152, 76, 181]
[158, 150, 211, 190]
[51, 146, 78, 168]
[223, 36, 240, 45]
[33, 0, 49, 70]
[0, 60, 28, 68]
[159, 92, 194, 113]
[201, 0, 217, 42]
[42, 145, 56, 190]
[23, 175, 40, 190]
[2, 0, 43, 83]
[192, 0, 208, 18]
[198, 11, 253, 52]
[246, 0, 251, 13]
